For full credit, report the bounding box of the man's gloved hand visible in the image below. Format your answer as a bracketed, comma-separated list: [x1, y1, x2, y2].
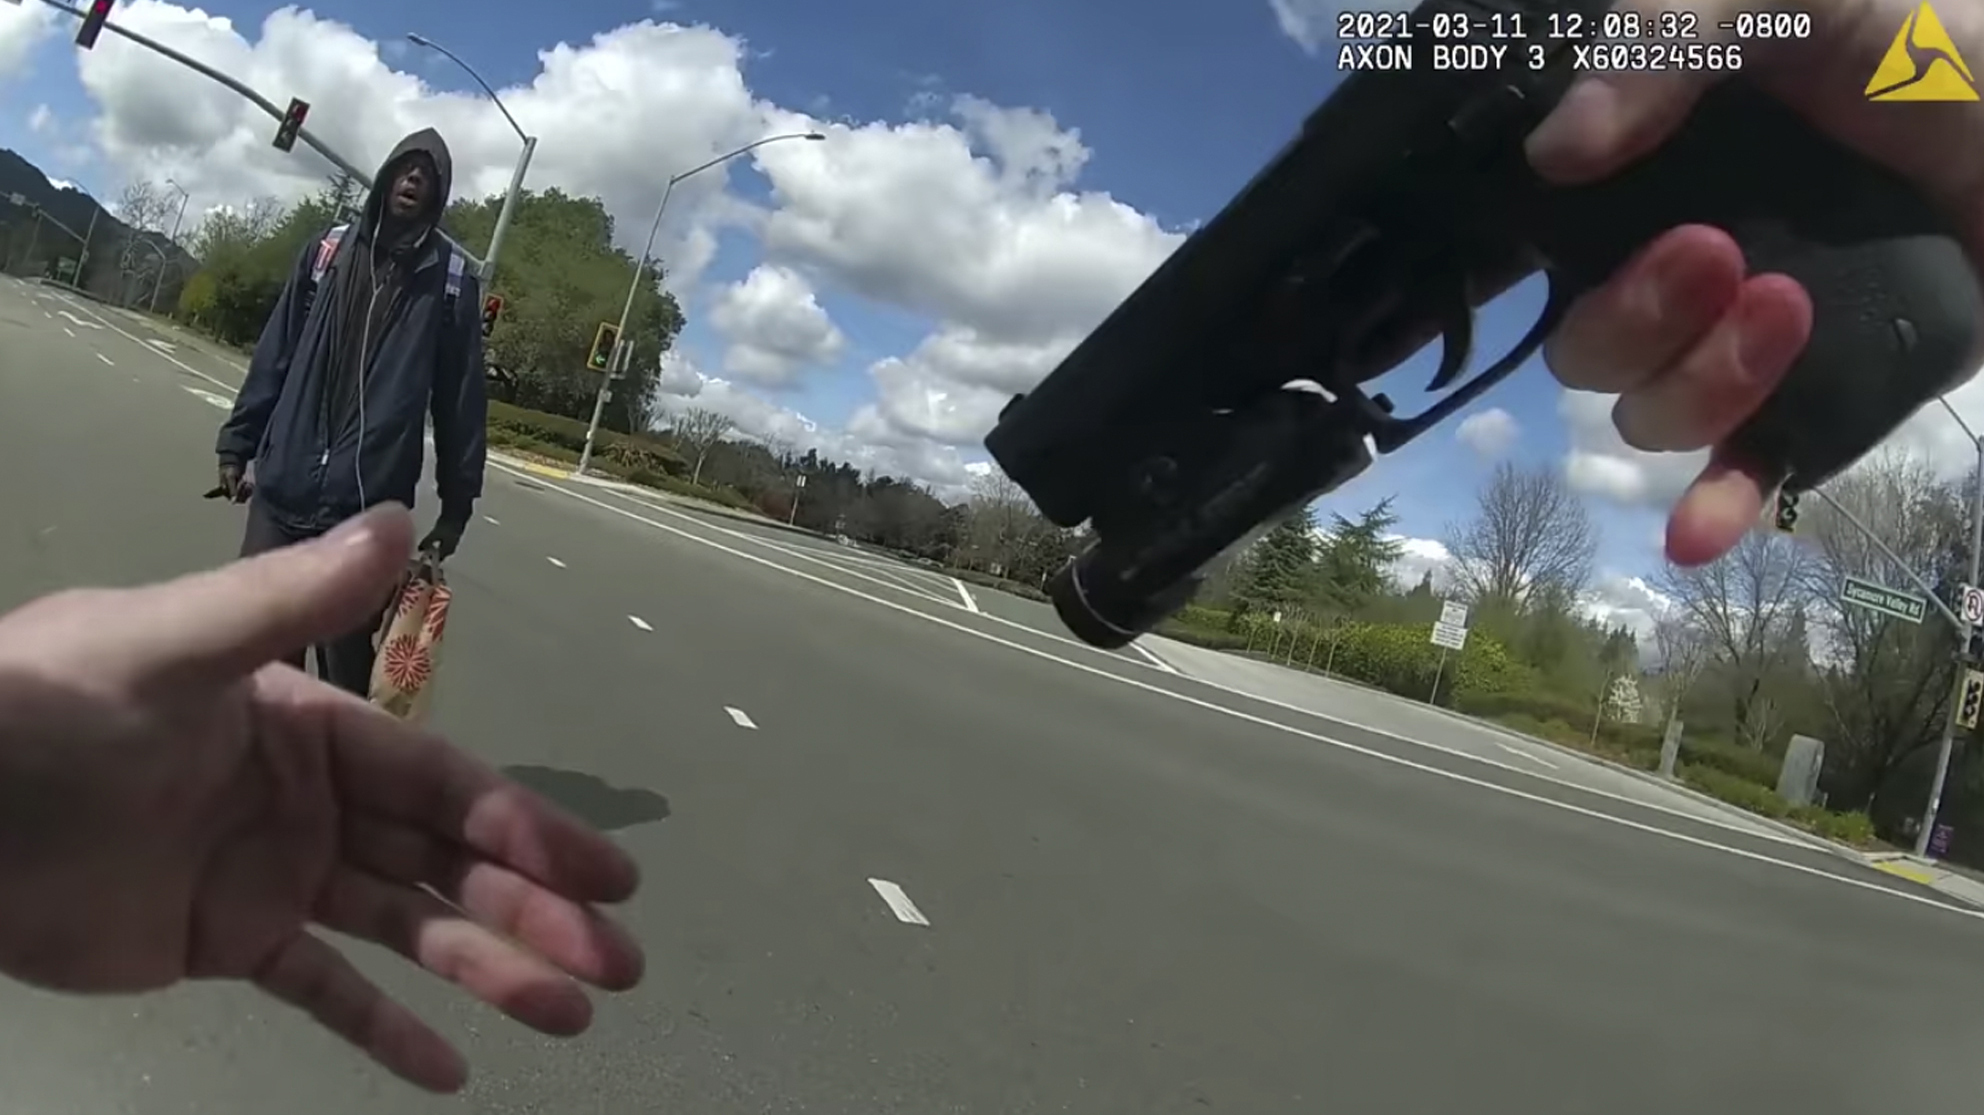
[216, 461, 253, 504]
[417, 516, 467, 561]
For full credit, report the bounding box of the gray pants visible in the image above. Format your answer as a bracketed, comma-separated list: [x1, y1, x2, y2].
[238, 499, 383, 697]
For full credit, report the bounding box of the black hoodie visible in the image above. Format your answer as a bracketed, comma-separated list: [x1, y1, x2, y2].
[216, 128, 487, 534]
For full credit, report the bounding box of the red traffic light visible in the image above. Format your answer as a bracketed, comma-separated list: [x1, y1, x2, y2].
[272, 97, 310, 153]
[77, 0, 115, 49]
[481, 294, 503, 338]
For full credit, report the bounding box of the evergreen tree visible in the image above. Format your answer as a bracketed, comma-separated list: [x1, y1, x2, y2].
[1316, 497, 1407, 613]
[1237, 506, 1319, 615]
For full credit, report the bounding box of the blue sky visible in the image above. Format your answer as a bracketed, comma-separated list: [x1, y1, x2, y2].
[0, 0, 1676, 592]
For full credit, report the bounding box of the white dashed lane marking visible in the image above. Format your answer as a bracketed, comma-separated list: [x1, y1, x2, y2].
[725, 706, 757, 730]
[627, 615, 653, 632]
[95, 352, 113, 366]
[867, 879, 931, 927]
[546, 556, 567, 568]
[62, 326, 74, 338]
[483, 515, 501, 526]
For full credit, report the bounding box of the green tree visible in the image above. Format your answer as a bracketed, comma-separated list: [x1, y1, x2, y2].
[1237, 506, 1318, 616]
[1315, 497, 1406, 614]
[444, 188, 684, 431]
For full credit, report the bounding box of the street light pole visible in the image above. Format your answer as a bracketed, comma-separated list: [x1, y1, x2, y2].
[151, 179, 190, 313]
[405, 33, 536, 283]
[1912, 398, 1984, 858]
[574, 130, 825, 477]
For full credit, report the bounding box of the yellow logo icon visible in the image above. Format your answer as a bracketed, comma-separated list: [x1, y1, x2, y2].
[1866, 2, 1979, 101]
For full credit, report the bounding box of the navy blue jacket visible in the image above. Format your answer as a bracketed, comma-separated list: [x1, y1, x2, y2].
[216, 129, 487, 534]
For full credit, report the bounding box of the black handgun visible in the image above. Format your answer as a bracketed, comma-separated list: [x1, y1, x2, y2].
[983, 0, 1984, 650]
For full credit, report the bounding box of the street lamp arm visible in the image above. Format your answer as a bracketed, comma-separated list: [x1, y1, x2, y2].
[406, 34, 530, 143]
[670, 132, 823, 187]
[1940, 395, 1980, 446]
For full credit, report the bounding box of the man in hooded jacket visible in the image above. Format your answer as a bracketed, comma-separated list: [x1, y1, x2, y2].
[213, 128, 488, 697]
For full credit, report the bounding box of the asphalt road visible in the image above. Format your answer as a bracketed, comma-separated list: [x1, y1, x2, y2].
[5, 275, 1984, 1114]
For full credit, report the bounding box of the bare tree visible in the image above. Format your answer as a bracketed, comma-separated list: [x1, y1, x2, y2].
[1649, 611, 1711, 730]
[664, 406, 735, 486]
[115, 181, 177, 235]
[1654, 529, 1812, 748]
[762, 435, 797, 470]
[965, 467, 1046, 574]
[1797, 450, 1968, 809]
[1445, 460, 1597, 607]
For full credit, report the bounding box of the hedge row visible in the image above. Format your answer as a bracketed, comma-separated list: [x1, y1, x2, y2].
[483, 402, 760, 513]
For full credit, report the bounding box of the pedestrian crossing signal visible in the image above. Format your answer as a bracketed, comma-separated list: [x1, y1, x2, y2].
[482, 294, 503, 339]
[1772, 489, 1800, 534]
[76, 0, 114, 49]
[272, 98, 310, 153]
[1960, 670, 1984, 731]
[587, 322, 619, 371]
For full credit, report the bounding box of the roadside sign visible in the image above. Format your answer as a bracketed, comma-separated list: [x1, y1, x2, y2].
[1962, 584, 1984, 627]
[1439, 600, 1468, 628]
[5, 192, 21, 205]
[795, 474, 807, 488]
[1430, 620, 1468, 651]
[1840, 575, 1927, 625]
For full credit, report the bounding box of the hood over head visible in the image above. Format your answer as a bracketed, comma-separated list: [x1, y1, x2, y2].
[363, 127, 453, 236]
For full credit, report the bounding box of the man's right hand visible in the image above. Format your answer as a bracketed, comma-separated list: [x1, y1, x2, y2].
[217, 462, 253, 504]
[1527, 0, 1984, 568]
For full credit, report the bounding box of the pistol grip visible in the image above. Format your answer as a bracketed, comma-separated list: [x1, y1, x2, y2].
[1522, 82, 1982, 492]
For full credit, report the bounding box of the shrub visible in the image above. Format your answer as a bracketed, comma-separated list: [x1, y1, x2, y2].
[1681, 764, 1790, 818]
[485, 401, 686, 475]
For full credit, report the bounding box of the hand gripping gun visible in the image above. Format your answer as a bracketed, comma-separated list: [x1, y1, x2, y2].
[983, 0, 1984, 649]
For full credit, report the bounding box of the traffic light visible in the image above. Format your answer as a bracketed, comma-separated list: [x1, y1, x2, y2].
[272, 97, 310, 153]
[481, 294, 503, 339]
[1960, 670, 1984, 731]
[587, 321, 619, 371]
[1772, 489, 1800, 534]
[76, 0, 113, 49]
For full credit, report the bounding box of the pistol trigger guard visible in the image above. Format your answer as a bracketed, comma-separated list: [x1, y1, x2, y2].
[1423, 269, 1475, 393]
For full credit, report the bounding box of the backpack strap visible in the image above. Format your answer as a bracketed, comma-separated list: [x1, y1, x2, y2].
[443, 248, 465, 307]
[299, 223, 350, 318]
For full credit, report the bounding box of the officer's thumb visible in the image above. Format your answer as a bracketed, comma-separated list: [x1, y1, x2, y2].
[1524, 70, 1718, 186]
[124, 504, 415, 689]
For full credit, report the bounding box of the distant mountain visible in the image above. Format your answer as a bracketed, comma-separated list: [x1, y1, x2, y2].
[0, 147, 198, 308]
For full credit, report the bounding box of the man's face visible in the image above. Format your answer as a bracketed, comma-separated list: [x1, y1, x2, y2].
[386, 158, 433, 219]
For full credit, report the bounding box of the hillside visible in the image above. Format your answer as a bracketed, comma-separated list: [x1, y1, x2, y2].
[0, 148, 196, 306]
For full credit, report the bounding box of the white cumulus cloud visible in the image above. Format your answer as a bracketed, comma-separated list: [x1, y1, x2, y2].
[707, 264, 845, 387]
[1455, 407, 1519, 458]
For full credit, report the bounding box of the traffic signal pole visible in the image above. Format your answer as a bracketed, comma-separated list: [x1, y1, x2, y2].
[1914, 421, 1984, 858]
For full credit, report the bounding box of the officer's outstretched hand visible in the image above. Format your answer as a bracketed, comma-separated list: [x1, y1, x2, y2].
[1527, 0, 1984, 567]
[0, 505, 643, 1093]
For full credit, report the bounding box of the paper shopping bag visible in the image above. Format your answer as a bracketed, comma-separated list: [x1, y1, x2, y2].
[368, 556, 451, 724]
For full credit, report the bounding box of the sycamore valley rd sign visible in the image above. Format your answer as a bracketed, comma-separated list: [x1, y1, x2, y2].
[1840, 575, 1929, 625]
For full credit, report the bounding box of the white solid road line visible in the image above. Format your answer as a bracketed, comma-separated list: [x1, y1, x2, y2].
[489, 463, 1984, 922]
[94, 352, 113, 366]
[867, 878, 931, 927]
[1497, 741, 1560, 770]
[725, 706, 757, 730]
[951, 577, 980, 613]
[627, 615, 653, 632]
[546, 556, 567, 568]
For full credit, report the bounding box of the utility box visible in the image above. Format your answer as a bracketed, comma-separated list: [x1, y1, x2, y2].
[1777, 735, 1826, 807]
